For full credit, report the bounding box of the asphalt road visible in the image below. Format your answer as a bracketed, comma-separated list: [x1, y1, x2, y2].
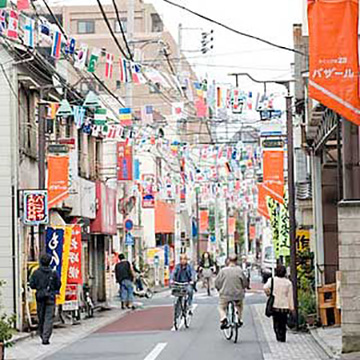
[45, 283, 267, 360]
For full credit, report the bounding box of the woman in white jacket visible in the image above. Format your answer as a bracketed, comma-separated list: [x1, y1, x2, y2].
[264, 265, 294, 342]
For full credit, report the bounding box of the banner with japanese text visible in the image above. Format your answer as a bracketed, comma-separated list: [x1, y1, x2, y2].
[47, 155, 69, 208]
[46, 226, 72, 304]
[267, 197, 280, 259]
[263, 150, 284, 204]
[278, 193, 290, 257]
[308, 0, 360, 125]
[67, 225, 82, 284]
[257, 183, 270, 219]
[142, 174, 155, 208]
[23, 190, 48, 225]
[117, 142, 133, 181]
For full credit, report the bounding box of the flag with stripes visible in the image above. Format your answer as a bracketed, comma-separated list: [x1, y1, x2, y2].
[141, 105, 153, 125]
[119, 108, 132, 127]
[7, 10, 19, 39]
[105, 53, 114, 79]
[119, 58, 131, 83]
[51, 31, 62, 59]
[106, 125, 123, 139]
[132, 63, 146, 84]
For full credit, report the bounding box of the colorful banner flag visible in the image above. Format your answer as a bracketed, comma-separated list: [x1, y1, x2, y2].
[119, 107, 132, 127]
[200, 210, 209, 233]
[141, 105, 153, 124]
[132, 63, 146, 84]
[117, 142, 133, 181]
[65, 38, 76, 55]
[195, 97, 207, 118]
[73, 106, 85, 129]
[105, 53, 114, 79]
[263, 150, 284, 204]
[257, 183, 270, 219]
[51, 31, 62, 59]
[47, 155, 69, 208]
[46, 226, 71, 304]
[7, 10, 18, 39]
[67, 225, 82, 284]
[0, 0, 7, 8]
[74, 43, 88, 70]
[0, 10, 6, 34]
[308, 0, 360, 125]
[119, 58, 131, 83]
[142, 174, 155, 208]
[17, 0, 29, 10]
[87, 47, 101, 73]
[23, 16, 35, 48]
[172, 102, 184, 119]
[94, 108, 107, 125]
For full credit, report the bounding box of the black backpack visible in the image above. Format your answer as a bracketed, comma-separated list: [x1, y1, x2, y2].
[36, 271, 55, 303]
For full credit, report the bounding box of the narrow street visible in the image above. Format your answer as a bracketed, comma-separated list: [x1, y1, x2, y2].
[6, 275, 322, 360]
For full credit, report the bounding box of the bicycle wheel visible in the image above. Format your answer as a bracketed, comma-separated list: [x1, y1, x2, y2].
[184, 299, 192, 328]
[173, 298, 182, 330]
[222, 302, 233, 340]
[233, 308, 239, 343]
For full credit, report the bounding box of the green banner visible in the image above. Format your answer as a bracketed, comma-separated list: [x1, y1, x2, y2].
[267, 197, 280, 258]
[0, 0, 7, 8]
[278, 192, 290, 257]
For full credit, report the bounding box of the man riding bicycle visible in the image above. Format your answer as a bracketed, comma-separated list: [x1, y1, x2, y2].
[171, 254, 195, 313]
[215, 254, 249, 329]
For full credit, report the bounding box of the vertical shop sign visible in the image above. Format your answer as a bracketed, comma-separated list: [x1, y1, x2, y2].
[23, 190, 48, 225]
[117, 142, 133, 181]
[47, 155, 69, 208]
[142, 174, 155, 208]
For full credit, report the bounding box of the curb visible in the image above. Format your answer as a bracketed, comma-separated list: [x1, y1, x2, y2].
[310, 328, 340, 359]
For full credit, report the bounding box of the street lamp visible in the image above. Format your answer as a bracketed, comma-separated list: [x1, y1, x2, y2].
[228, 72, 298, 329]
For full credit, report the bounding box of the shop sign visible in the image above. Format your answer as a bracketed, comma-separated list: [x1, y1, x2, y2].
[23, 190, 48, 225]
[142, 174, 155, 208]
[117, 142, 133, 181]
[67, 225, 82, 284]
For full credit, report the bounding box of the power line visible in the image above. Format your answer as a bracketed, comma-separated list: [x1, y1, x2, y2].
[111, 0, 133, 60]
[162, 0, 306, 56]
[96, 0, 131, 60]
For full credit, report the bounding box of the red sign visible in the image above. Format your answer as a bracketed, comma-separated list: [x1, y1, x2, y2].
[90, 181, 117, 235]
[117, 142, 133, 181]
[23, 190, 48, 225]
[47, 155, 69, 208]
[249, 225, 256, 240]
[67, 225, 82, 284]
[142, 174, 155, 208]
[308, 0, 360, 125]
[263, 150, 284, 204]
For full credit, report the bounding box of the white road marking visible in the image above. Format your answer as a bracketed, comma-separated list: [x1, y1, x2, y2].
[144, 343, 167, 360]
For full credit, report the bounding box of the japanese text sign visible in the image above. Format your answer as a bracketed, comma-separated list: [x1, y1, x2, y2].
[23, 190, 48, 225]
[46, 226, 71, 304]
[117, 142, 133, 181]
[67, 225, 82, 284]
[308, 0, 360, 125]
[142, 174, 155, 208]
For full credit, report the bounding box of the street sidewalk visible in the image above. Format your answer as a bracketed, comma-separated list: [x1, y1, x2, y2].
[251, 303, 331, 360]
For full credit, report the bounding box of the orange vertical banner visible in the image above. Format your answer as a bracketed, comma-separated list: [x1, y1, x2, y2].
[200, 210, 209, 233]
[308, 0, 360, 125]
[257, 183, 270, 220]
[228, 217, 236, 235]
[263, 150, 284, 204]
[47, 155, 69, 209]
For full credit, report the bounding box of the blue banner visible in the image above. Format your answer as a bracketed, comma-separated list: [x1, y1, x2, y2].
[46, 227, 65, 280]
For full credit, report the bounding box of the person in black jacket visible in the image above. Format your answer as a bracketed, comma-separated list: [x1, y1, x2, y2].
[115, 254, 135, 310]
[30, 253, 61, 345]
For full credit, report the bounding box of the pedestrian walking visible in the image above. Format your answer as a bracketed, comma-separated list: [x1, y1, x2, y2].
[264, 265, 295, 342]
[29, 253, 61, 345]
[115, 254, 135, 310]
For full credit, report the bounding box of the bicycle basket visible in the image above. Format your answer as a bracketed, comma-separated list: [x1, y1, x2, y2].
[171, 284, 188, 297]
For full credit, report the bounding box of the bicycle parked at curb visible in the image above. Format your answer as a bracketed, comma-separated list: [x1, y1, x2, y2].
[222, 301, 241, 343]
[172, 282, 192, 330]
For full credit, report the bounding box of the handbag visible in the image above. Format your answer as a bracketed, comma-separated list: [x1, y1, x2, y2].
[265, 277, 275, 318]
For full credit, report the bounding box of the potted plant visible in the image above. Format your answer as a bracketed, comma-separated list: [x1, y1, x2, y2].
[0, 281, 15, 360]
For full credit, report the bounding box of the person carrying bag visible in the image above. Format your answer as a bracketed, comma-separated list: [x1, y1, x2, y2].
[264, 265, 294, 343]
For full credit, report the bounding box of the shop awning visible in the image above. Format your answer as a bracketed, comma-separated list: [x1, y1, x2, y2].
[155, 201, 175, 233]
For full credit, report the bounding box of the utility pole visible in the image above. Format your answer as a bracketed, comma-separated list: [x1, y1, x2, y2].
[196, 189, 200, 264]
[125, 0, 134, 262]
[177, 23, 182, 79]
[226, 197, 229, 257]
[38, 101, 47, 254]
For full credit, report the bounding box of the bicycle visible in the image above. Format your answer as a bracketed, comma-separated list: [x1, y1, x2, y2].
[222, 301, 241, 343]
[171, 282, 192, 330]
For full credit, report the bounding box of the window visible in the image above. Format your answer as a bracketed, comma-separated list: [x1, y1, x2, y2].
[77, 20, 95, 34]
[151, 13, 163, 32]
[116, 80, 121, 90]
[149, 82, 161, 94]
[114, 18, 127, 33]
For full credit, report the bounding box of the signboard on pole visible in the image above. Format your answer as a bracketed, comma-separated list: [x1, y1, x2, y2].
[23, 190, 49, 225]
[117, 142, 133, 181]
[142, 174, 155, 208]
